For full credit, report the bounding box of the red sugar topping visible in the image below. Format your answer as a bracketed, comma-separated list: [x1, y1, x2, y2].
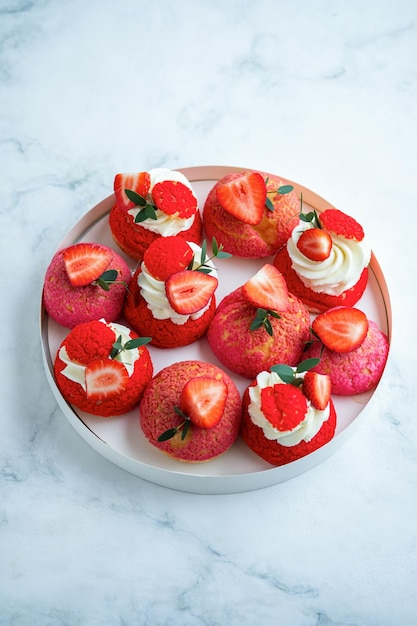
[260, 384, 307, 431]
[143, 236, 194, 281]
[65, 320, 116, 365]
[320, 208, 364, 241]
[152, 180, 197, 218]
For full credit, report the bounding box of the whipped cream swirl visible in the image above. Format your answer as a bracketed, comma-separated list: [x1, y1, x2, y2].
[287, 221, 371, 296]
[248, 370, 330, 447]
[128, 168, 197, 235]
[59, 320, 140, 389]
[137, 241, 216, 325]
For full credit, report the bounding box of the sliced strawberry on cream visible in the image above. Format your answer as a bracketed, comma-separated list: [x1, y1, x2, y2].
[114, 172, 151, 210]
[242, 264, 290, 311]
[165, 270, 218, 315]
[312, 306, 369, 353]
[85, 359, 129, 401]
[63, 243, 112, 287]
[296, 228, 332, 261]
[180, 377, 228, 429]
[319, 208, 365, 241]
[152, 180, 198, 218]
[216, 171, 267, 225]
[302, 371, 331, 410]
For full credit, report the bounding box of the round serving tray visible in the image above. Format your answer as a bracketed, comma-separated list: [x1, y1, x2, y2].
[40, 166, 392, 494]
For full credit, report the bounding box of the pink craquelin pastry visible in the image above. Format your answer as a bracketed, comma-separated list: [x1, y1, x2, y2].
[207, 264, 310, 379]
[139, 360, 242, 462]
[203, 170, 299, 258]
[43, 242, 131, 329]
[303, 306, 389, 395]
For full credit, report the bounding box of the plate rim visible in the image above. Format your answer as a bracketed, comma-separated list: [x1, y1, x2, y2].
[39, 165, 392, 494]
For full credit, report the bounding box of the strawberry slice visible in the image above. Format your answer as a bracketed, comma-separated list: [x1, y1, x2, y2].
[216, 172, 267, 225]
[63, 243, 112, 287]
[312, 306, 369, 353]
[303, 371, 331, 410]
[152, 180, 197, 218]
[180, 377, 228, 429]
[319, 208, 364, 241]
[114, 171, 151, 210]
[85, 359, 129, 401]
[242, 264, 289, 311]
[296, 228, 332, 261]
[165, 270, 218, 315]
[260, 384, 307, 431]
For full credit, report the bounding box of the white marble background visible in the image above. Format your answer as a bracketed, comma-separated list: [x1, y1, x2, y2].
[1, 0, 417, 624]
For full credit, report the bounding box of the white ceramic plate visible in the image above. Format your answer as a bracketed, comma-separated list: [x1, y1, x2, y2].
[40, 166, 392, 494]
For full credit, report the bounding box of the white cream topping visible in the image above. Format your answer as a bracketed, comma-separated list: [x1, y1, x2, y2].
[137, 241, 217, 326]
[127, 168, 197, 235]
[287, 221, 371, 296]
[59, 320, 140, 389]
[248, 370, 330, 447]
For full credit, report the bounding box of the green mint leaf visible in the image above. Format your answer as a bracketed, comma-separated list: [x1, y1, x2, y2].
[157, 428, 178, 442]
[124, 337, 152, 350]
[125, 188, 147, 206]
[265, 197, 274, 212]
[264, 318, 273, 336]
[296, 357, 320, 373]
[100, 269, 118, 282]
[96, 277, 110, 291]
[216, 250, 232, 259]
[270, 364, 295, 384]
[197, 267, 213, 274]
[277, 185, 294, 195]
[200, 239, 207, 264]
[181, 419, 190, 440]
[211, 237, 218, 256]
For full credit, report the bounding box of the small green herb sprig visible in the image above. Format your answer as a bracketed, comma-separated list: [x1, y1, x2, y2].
[124, 188, 158, 223]
[157, 406, 191, 442]
[265, 177, 295, 212]
[94, 269, 130, 292]
[187, 237, 232, 274]
[270, 357, 321, 386]
[299, 206, 322, 229]
[250, 308, 281, 336]
[110, 335, 152, 360]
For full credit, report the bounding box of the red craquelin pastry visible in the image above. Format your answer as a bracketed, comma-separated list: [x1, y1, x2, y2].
[273, 207, 371, 312]
[207, 264, 311, 379]
[43, 242, 131, 328]
[203, 170, 300, 258]
[241, 361, 336, 466]
[302, 306, 389, 395]
[124, 235, 229, 349]
[109, 168, 203, 261]
[54, 319, 153, 417]
[139, 360, 242, 462]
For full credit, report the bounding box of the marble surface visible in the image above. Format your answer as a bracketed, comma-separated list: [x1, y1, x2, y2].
[1, 0, 416, 623]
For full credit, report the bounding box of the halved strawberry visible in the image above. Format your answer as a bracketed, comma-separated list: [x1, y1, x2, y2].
[114, 172, 151, 210]
[152, 180, 197, 218]
[85, 359, 129, 401]
[63, 243, 112, 287]
[180, 377, 228, 429]
[260, 384, 307, 431]
[216, 172, 267, 225]
[296, 228, 332, 261]
[319, 208, 364, 241]
[303, 371, 331, 410]
[165, 270, 218, 315]
[242, 264, 289, 311]
[312, 306, 369, 353]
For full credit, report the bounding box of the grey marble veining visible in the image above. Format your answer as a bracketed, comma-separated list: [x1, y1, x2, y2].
[1, 0, 417, 624]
